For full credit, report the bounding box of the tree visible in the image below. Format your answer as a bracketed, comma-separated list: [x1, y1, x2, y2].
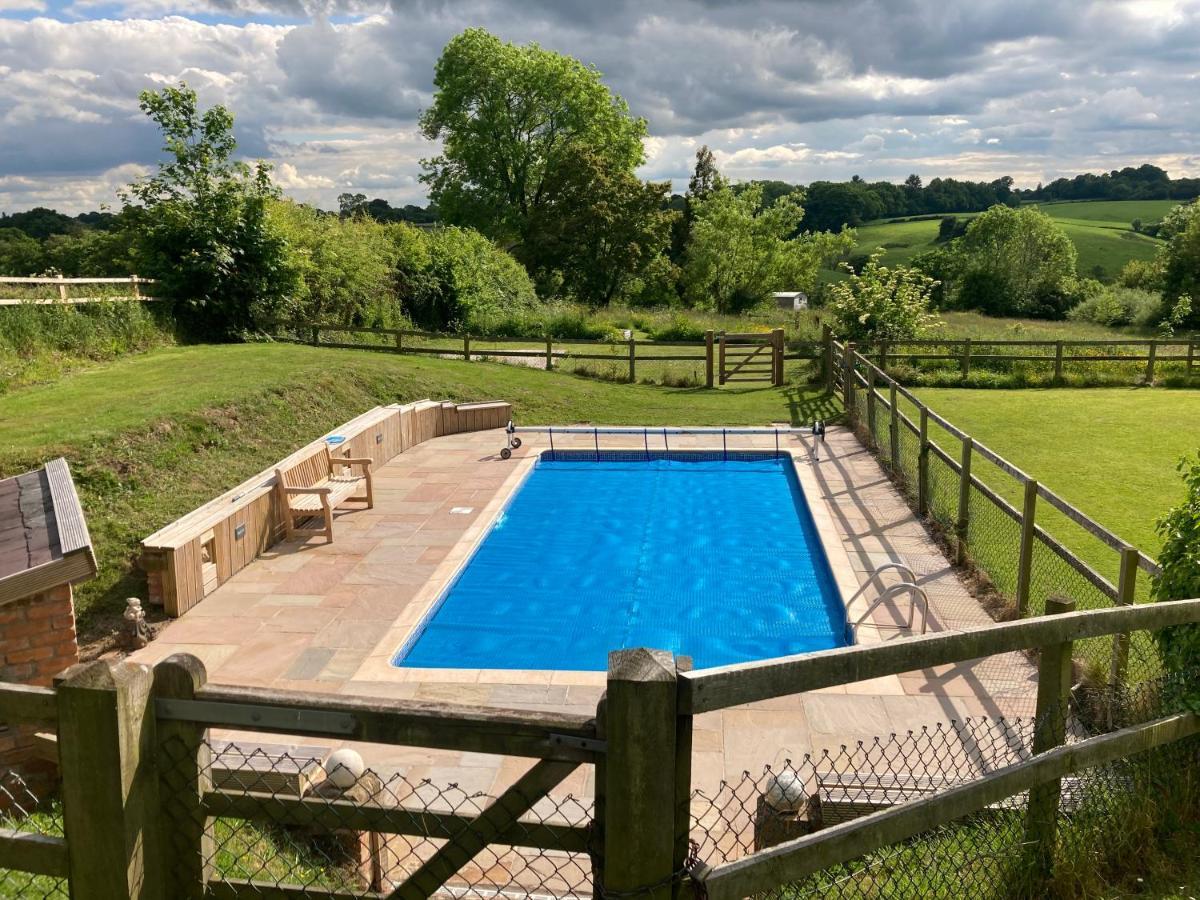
[337, 193, 368, 218]
[687, 145, 725, 201]
[125, 83, 296, 337]
[825, 252, 939, 341]
[683, 184, 854, 313]
[0, 228, 44, 275]
[419, 28, 647, 265]
[1160, 201, 1200, 327]
[945, 205, 1078, 319]
[1151, 454, 1200, 710]
[524, 146, 675, 305]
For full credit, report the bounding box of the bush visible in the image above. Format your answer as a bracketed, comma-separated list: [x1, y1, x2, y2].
[1152, 454, 1200, 710]
[826, 252, 939, 341]
[1068, 286, 1164, 328]
[1115, 258, 1164, 291]
[268, 201, 404, 327]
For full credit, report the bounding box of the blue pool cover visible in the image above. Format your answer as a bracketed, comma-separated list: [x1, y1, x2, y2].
[393, 454, 847, 671]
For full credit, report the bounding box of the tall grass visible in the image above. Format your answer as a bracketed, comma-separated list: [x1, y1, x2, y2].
[0, 301, 175, 393]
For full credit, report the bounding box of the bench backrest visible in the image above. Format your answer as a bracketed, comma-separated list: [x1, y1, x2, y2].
[277, 446, 331, 489]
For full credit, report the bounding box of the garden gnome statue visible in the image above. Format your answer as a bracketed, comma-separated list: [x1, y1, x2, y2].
[119, 597, 153, 651]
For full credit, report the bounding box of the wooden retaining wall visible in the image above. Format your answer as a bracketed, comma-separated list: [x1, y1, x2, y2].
[140, 399, 511, 617]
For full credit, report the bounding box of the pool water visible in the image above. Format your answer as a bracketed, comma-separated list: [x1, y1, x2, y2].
[394, 454, 847, 671]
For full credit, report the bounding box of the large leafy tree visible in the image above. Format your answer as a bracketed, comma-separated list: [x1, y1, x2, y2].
[1159, 201, 1200, 327]
[125, 83, 295, 338]
[419, 28, 647, 267]
[683, 184, 853, 313]
[524, 146, 675, 305]
[944, 205, 1078, 319]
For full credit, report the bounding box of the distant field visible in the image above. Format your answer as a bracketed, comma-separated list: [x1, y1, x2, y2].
[848, 199, 1174, 281]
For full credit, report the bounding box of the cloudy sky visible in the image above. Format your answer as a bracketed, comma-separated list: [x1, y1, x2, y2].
[1, 0, 1198, 213]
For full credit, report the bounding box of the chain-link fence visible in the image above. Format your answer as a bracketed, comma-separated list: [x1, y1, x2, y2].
[689, 669, 1199, 900]
[0, 761, 67, 899]
[843, 352, 1161, 688]
[158, 735, 595, 898]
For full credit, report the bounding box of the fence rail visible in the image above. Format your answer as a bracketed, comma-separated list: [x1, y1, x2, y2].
[0, 275, 159, 305]
[274, 321, 816, 388]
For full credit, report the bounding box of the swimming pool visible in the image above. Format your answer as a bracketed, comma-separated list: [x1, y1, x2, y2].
[393, 452, 847, 671]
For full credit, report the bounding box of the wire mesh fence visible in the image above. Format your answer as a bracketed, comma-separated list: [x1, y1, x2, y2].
[159, 736, 595, 899]
[0, 764, 67, 900]
[689, 668, 1199, 900]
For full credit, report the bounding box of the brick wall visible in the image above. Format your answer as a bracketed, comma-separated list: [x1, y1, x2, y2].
[0, 583, 79, 808]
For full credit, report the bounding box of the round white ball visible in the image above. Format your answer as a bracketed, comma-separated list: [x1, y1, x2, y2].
[764, 771, 806, 812]
[325, 749, 365, 789]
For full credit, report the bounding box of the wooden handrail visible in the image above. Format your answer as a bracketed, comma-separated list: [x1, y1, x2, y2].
[0, 682, 58, 723]
[679, 597, 1200, 714]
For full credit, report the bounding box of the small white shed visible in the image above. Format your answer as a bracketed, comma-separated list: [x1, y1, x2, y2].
[773, 291, 808, 311]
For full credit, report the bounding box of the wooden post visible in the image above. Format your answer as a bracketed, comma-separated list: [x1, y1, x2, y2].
[866, 367, 877, 446]
[464, 333, 471, 361]
[546, 336, 554, 371]
[153, 654, 214, 899]
[917, 407, 930, 518]
[1015, 479, 1039, 618]
[956, 437, 973, 566]
[961, 338, 972, 379]
[56, 275, 68, 303]
[57, 660, 162, 899]
[719, 332, 727, 386]
[878, 339, 888, 370]
[888, 382, 900, 469]
[772, 328, 785, 386]
[310, 326, 320, 346]
[395, 330, 403, 353]
[628, 337, 637, 383]
[705, 330, 715, 388]
[821, 324, 833, 393]
[1025, 595, 1076, 878]
[672, 659, 695, 900]
[1188, 341, 1196, 378]
[1108, 546, 1139, 698]
[131, 275, 141, 300]
[841, 343, 854, 412]
[1054, 340, 1064, 383]
[604, 649, 679, 900]
[591, 695, 608, 897]
[1145, 339, 1157, 384]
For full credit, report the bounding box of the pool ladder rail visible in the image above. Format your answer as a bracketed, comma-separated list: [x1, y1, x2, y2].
[846, 561, 930, 641]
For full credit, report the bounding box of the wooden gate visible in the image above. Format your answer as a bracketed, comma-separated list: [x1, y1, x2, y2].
[719, 330, 784, 386]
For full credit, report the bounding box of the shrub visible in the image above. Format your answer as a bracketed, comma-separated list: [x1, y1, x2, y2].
[1152, 454, 1200, 711]
[1115, 258, 1164, 291]
[268, 201, 404, 327]
[825, 252, 939, 341]
[1067, 286, 1163, 328]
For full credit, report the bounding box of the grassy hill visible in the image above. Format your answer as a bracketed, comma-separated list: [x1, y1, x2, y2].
[849, 199, 1174, 281]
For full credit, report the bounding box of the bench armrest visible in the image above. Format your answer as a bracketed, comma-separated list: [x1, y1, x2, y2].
[330, 457, 374, 469]
[282, 485, 331, 496]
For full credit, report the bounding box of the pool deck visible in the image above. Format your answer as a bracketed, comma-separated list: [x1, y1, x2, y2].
[131, 425, 1036, 798]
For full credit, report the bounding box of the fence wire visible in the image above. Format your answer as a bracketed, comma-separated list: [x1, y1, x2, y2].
[0, 761, 67, 899]
[689, 670, 1199, 900]
[161, 737, 595, 899]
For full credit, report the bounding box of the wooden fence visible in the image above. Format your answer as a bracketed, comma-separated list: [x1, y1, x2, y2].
[0, 276, 159, 305]
[276, 322, 812, 388]
[859, 335, 1198, 382]
[139, 399, 511, 617]
[829, 340, 1163, 685]
[2, 600, 1198, 898]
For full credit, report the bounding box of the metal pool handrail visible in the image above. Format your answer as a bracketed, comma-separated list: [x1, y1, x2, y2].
[845, 562, 930, 639]
[504, 424, 814, 461]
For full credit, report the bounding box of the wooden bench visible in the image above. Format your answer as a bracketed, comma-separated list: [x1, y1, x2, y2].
[276, 446, 374, 542]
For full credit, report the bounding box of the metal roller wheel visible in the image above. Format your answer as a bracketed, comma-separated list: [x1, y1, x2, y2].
[500, 447, 512, 460]
[511, 437, 522, 449]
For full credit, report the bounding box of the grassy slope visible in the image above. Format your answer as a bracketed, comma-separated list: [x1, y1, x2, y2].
[915, 387, 1200, 558]
[0, 343, 830, 645]
[850, 199, 1169, 281]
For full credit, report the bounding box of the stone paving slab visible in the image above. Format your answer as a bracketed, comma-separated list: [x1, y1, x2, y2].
[134, 423, 1036, 807]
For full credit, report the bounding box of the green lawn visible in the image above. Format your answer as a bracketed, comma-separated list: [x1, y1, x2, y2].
[0, 343, 829, 646]
[848, 199, 1171, 282]
[914, 387, 1200, 558]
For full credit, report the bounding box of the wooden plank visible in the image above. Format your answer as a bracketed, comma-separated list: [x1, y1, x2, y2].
[1015, 479, 1038, 617]
[0, 682, 57, 723]
[388, 758, 580, 900]
[202, 790, 589, 851]
[0, 829, 70, 877]
[699, 711, 1200, 900]
[185, 684, 599, 761]
[679, 598, 1200, 714]
[206, 882, 380, 900]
